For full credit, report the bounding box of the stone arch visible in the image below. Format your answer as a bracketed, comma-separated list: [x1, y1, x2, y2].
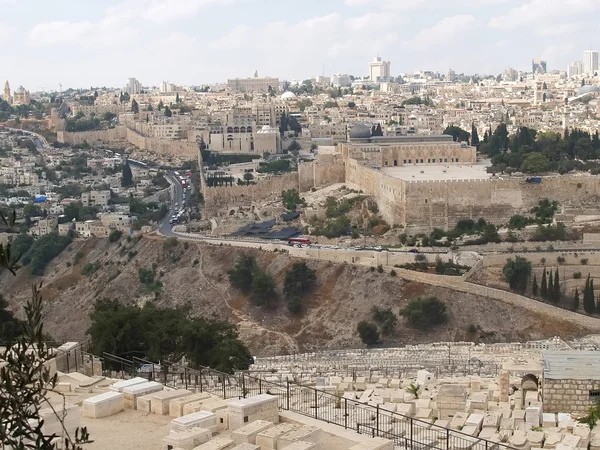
[521, 373, 539, 391]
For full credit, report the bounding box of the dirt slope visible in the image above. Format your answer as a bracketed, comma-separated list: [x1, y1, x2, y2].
[1, 236, 593, 356]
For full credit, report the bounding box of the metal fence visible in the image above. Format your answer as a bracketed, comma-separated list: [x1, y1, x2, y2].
[96, 353, 514, 450]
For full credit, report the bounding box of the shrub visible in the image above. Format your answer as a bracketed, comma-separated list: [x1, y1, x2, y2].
[164, 237, 178, 249]
[557, 256, 566, 264]
[581, 258, 589, 265]
[468, 324, 477, 333]
[371, 306, 397, 334]
[574, 272, 582, 279]
[370, 266, 375, 272]
[377, 264, 384, 273]
[184, 242, 189, 250]
[74, 250, 84, 265]
[390, 269, 397, 277]
[503, 256, 532, 293]
[193, 259, 199, 266]
[66, 261, 71, 267]
[81, 262, 100, 276]
[357, 321, 380, 345]
[108, 229, 122, 243]
[400, 296, 448, 328]
[128, 250, 137, 260]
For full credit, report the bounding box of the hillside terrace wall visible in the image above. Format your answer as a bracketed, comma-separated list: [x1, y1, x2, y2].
[481, 251, 600, 268]
[57, 127, 127, 145]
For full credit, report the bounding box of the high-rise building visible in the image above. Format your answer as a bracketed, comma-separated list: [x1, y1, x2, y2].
[567, 61, 583, 78]
[369, 56, 391, 82]
[330, 74, 351, 87]
[227, 71, 279, 93]
[502, 67, 519, 82]
[583, 50, 599, 75]
[124, 77, 142, 95]
[160, 81, 176, 93]
[446, 69, 456, 82]
[532, 57, 547, 74]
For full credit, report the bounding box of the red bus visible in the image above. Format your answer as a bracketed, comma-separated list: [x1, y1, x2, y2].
[288, 237, 311, 245]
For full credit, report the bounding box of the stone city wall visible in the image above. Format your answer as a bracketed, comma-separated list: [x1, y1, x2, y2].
[57, 127, 127, 145]
[203, 172, 299, 215]
[481, 251, 600, 268]
[298, 160, 346, 192]
[543, 378, 600, 413]
[57, 127, 198, 158]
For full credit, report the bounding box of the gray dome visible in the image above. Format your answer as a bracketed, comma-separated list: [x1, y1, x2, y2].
[577, 85, 600, 96]
[349, 123, 371, 139]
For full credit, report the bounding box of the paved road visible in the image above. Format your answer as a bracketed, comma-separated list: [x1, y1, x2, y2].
[4, 127, 49, 150]
[158, 172, 185, 236]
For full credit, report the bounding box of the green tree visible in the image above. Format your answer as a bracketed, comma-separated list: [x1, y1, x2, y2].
[131, 98, 139, 114]
[108, 229, 122, 243]
[228, 255, 257, 292]
[471, 122, 480, 147]
[541, 268, 548, 299]
[521, 152, 549, 173]
[158, 100, 164, 111]
[503, 256, 532, 293]
[121, 162, 133, 187]
[357, 321, 380, 345]
[284, 262, 316, 314]
[371, 306, 398, 335]
[573, 287, 580, 311]
[243, 172, 254, 185]
[400, 296, 448, 328]
[164, 106, 172, 117]
[281, 189, 304, 211]
[443, 125, 470, 143]
[532, 274, 538, 296]
[553, 268, 560, 303]
[250, 270, 277, 308]
[175, 92, 180, 103]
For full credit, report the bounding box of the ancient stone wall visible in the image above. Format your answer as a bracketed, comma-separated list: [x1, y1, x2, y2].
[57, 127, 127, 145]
[298, 160, 346, 191]
[543, 378, 600, 413]
[203, 172, 299, 215]
[481, 251, 600, 267]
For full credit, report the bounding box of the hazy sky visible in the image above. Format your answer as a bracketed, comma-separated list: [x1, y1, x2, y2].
[1, 0, 599, 91]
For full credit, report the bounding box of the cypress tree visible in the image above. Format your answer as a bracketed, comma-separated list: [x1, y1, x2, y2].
[573, 288, 580, 311]
[548, 271, 553, 301]
[584, 275, 595, 314]
[532, 274, 538, 296]
[553, 268, 560, 303]
[591, 279, 595, 313]
[121, 162, 133, 187]
[540, 268, 547, 299]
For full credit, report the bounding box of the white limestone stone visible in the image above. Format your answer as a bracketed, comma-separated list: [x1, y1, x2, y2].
[231, 420, 274, 445]
[135, 393, 155, 413]
[170, 393, 212, 417]
[543, 413, 557, 428]
[415, 408, 432, 419]
[172, 411, 217, 433]
[83, 391, 124, 419]
[465, 413, 484, 430]
[39, 403, 80, 438]
[231, 445, 259, 450]
[525, 407, 542, 428]
[163, 427, 212, 450]
[109, 377, 148, 392]
[192, 437, 235, 449]
[256, 423, 299, 450]
[277, 442, 316, 450]
[276, 426, 322, 449]
[150, 389, 191, 415]
[122, 381, 163, 409]
[526, 430, 544, 447]
[396, 403, 415, 416]
[449, 412, 468, 430]
[349, 437, 394, 449]
[544, 432, 563, 449]
[227, 394, 279, 431]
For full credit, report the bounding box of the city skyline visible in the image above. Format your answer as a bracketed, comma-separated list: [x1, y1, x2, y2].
[1, 0, 599, 91]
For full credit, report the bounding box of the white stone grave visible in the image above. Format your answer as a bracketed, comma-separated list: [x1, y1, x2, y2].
[231, 420, 274, 445]
[171, 410, 217, 433]
[122, 381, 163, 409]
[82, 391, 124, 419]
[227, 394, 279, 431]
[109, 377, 148, 392]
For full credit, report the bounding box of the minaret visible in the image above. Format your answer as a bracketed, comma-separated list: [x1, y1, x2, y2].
[3, 80, 10, 104]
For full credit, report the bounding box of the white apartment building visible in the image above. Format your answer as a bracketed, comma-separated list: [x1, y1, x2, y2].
[369, 56, 391, 82]
[152, 123, 185, 140]
[124, 78, 142, 95]
[330, 74, 351, 87]
[568, 61, 583, 78]
[81, 190, 111, 208]
[160, 81, 176, 93]
[583, 50, 599, 75]
[503, 67, 519, 82]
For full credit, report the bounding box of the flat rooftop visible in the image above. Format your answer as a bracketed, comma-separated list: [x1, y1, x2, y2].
[384, 160, 493, 181]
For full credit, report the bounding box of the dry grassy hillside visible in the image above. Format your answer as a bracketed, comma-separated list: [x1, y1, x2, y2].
[1, 235, 593, 356]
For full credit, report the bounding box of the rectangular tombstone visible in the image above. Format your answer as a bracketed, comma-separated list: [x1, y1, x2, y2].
[277, 442, 316, 450]
[151, 389, 191, 415]
[171, 410, 217, 433]
[227, 394, 279, 431]
[39, 403, 80, 438]
[256, 423, 299, 450]
[232, 420, 274, 445]
[525, 407, 542, 428]
[184, 398, 229, 416]
[543, 413, 557, 428]
[83, 391, 124, 419]
[170, 393, 212, 417]
[122, 381, 163, 409]
[349, 437, 394, 449]
[136, 393, 156, 413]
[192, 437, 235, 449]
[109, 377, 148, 392]
[163, 427, 212, 450]
[276, 426, 322, 449]
[231, 445, 259, 450]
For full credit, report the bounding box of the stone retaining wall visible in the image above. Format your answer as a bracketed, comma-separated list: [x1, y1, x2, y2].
[543, 378, 600, 413]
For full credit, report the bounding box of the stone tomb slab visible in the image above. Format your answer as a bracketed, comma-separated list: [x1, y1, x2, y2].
[227, 394, 279, 431]
[277, 443, 316, 450]
[162, 427, 212, 450]
[276, 426, 322, 449]
[231, 420, 274, 445]
[256, 423, 299, 450]
[170, 393, 213, 417]
[82, 391, 124, 419]
[192, 437, 235, 449]
[465, 413, 484, 430]
[231, 445, 259, 450]
[122, 381, 163, 410]
[172, 410, 217, 433]
[135, 393, 157, 413]
[151, 389, 191, 415]
[109, 377, 148, 392]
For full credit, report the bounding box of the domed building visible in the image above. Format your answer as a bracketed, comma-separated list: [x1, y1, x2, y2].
[281, 91, 297, 101]
[13, 85, 30, 105]
[254, 125, 280, 154]
[348, 123, 372, 140]
[577, 84, 600, 97]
